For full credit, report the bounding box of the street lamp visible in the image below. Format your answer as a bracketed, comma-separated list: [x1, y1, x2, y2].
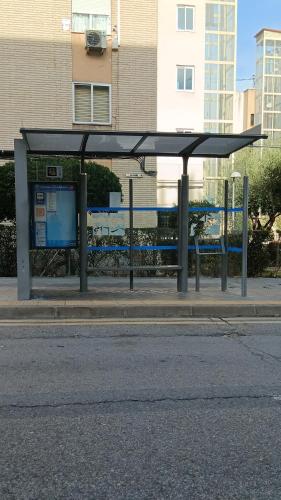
[230, 171, 241, 224]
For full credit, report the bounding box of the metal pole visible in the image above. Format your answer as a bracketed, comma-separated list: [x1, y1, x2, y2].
[79, 172, 88, 292]
[177, 179, 182, 292]
[232, 179, 235, 225]
[179, 164, 189, 293]
[15, 139, 31, 300]
[222, 180, 228, 291]
[129, 178, 134, 291]
[66, 249, 71, 276]
[242, 176, 249, 297]
[195, 254, 200, 292]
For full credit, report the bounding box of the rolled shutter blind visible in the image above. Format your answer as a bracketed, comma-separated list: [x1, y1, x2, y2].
[93, 86, 109, 123]
[75, 85, 91, 122]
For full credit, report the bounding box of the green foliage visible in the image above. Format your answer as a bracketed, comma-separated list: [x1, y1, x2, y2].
[84, 162, 122, 208]
[247, 229, 272, 277]
[232, 148, 281, 276]
[0, 225, 17, 276]
[233, 148, 281, 231]
[0, 157, 122, 222]
[157, 200, 216, 268]
[0, 162, 16, 222]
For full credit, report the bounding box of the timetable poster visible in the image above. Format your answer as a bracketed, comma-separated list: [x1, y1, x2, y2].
[31, 183, 77, 248]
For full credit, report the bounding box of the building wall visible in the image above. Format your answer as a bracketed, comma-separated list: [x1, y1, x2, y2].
[0, 0, 73, 149]
[157, 0, 238, 206]
[111, 0, 158, 226]
[72, 33, 112, 84]
[243, 89, 256, 131]
[157, 0, 205, 206]
[203, 0, 237, 204]
[255, 29, 281, 143]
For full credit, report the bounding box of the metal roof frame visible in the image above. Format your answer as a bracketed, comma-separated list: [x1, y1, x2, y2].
[0, 128, 267, 161]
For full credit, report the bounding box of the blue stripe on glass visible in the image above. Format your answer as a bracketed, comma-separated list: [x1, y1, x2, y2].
[88, 245, 243, 253]
[88, 206, 243, 213]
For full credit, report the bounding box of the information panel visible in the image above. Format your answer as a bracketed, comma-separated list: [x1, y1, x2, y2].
[31, 183, 78, 249]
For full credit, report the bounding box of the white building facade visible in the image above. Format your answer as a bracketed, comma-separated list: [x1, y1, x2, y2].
[157, 0, 237, 206]
[255, 28, 281, 142]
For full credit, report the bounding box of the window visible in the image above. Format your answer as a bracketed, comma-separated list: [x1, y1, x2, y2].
[205, 63, 234, 91]
[177, 5, 194, 31]
[73, 83, 111, 124]
[265, 58, 281, 75]
[250, 114, 255, 127]
[177, 66, 194, 91]
[72, 0, 111, 34]
[204, 122, 233, 134]
[205, 34, 235, 62]
[204, 93, 233, 120]
[205, 4, 235, 32]
[72, 13, 109, 33]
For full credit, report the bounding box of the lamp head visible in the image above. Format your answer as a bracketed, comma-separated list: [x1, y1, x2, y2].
[231, 171, 241, 179]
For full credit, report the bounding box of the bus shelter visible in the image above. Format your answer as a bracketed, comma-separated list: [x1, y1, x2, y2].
[13, 128, 266, 300]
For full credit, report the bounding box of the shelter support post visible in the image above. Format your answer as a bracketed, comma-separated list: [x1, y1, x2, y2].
[80, 172, 88, 292]
[177, 179, 182, 292]
[15, 139, 31, 300]
[178, 157, 189, 293]
[222, 180, 229, 291]
[241, 176, 249, 297]
[129, 179, 134, 291]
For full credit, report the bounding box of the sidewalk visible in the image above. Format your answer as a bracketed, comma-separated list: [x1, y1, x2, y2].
[0, 276, 280, 319]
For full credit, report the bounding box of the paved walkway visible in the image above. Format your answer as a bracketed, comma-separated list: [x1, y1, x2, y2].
[0, 276, 280, 319]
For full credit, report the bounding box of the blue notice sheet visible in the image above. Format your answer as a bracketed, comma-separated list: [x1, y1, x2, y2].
[31, 183, 77, 248]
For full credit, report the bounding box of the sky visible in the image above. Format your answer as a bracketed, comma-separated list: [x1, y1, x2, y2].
[237, 0, 281, 91]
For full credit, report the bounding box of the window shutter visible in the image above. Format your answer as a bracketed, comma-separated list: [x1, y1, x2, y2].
[72, 0, 110, 15]
[75, 85, 91, 122]
[93, 86, 109, 123]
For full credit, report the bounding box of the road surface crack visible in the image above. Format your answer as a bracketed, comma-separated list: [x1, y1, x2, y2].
[0, 393, 275, 410]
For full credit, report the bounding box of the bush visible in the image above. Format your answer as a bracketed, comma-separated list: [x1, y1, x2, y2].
[247, 229, 272, 277]
[0, 224, 17, 276]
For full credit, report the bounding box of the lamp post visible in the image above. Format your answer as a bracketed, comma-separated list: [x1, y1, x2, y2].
[230, 171, 241, 225]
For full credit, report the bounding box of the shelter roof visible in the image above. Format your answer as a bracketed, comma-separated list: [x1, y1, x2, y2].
[1, 128, 267, 160]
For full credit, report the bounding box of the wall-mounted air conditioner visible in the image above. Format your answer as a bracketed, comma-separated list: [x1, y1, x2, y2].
[85, 30, 107, 54]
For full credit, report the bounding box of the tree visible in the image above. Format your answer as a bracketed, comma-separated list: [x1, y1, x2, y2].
[232, 147, 281, 275]
[0, 158, 122, 222]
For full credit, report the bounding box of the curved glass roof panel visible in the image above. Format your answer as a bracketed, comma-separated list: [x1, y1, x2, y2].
[134, 135, 199, 155]
[19, 129, 267, 159]
[24, 131, 84, 153]
[85, 134, 143, 154]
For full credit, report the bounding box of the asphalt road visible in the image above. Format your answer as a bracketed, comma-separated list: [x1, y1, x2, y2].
[1, 318, 281, 499]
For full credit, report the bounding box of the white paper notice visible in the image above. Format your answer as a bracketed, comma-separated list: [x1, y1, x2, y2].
[47, 192, 57, 212]
[34, 205, 47, 222]
[35, 222, 46, 247]
[92, 213, 125, 237]
[62, 18, 71, 31]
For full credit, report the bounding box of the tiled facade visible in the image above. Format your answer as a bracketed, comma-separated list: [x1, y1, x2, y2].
[0, 0, 72, 149]
[0, 0, 157, 226]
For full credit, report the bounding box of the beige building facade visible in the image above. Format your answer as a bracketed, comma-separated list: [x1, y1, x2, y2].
[243, 89, 256, 131]
[0, 0, 157, 226]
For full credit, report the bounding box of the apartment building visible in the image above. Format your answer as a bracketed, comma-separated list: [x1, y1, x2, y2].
[157, 0, 238, 206]
[255, 28, 281, 142]
[0, 0, 240, 212]
[0, 0, 157, 226]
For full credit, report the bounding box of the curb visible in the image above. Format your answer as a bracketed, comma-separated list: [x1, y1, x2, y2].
[0, 303, 280, 319]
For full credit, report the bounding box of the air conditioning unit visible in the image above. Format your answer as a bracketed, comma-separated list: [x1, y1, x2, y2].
[85, 30, 107, 53]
